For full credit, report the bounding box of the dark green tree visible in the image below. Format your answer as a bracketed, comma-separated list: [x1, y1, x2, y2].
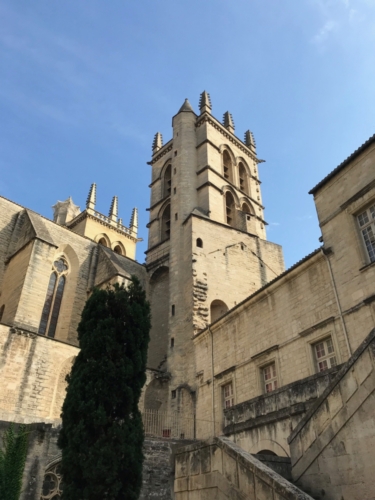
[0, 423, 29, 500]
[58, 277, 151, 500]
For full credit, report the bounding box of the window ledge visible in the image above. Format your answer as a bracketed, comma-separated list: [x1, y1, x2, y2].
[359, 260, 375, 272]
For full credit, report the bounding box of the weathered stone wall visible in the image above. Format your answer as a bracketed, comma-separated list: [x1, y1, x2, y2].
[0, 420, 60, 500]
[223, 366, 340, 457]
[194, 250, 351, 439]
[0, 324, 78, 423]
[289, 328, 375, 500]
[174, 436, 314, 499]
[312, 141, 375, 354]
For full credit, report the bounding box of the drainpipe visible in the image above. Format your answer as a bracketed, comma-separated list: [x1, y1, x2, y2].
[321, 248, 352, 356]
[208, 325, 215, 437]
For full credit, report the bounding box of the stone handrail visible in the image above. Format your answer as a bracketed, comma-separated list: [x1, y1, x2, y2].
[174, 436, 314, 499]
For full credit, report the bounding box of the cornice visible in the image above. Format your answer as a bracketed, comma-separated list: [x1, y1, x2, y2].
[196, 165, 264, 210]
[197, 181, 223, 195]
[146, 194, 171, 212]
[148, 140, 173, 165]
[195, 113, 263, 164]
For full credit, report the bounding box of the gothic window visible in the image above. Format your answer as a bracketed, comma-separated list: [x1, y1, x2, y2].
[357, 204, 375, 262]
[161, 204, 171, 240]
[238, 162, 249, 195]
[223, 151, 233, 184]
[225, 192, 235, 227]
[113, 244, 125, 256]
[41, 462, 63, 499]
[98, 238, 108, 247]
[163, 164, 172, 197]
[313, 337, 337, 372]
[262, 363, 278, 393]
[38, 258, 68, 338]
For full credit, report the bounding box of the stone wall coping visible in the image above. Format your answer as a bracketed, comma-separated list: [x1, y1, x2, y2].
[288, 327, 375, 444]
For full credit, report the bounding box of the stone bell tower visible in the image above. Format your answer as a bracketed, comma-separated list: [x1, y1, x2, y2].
[145, 92, 285, 415]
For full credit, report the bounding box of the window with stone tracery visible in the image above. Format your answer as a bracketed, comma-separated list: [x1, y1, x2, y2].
[41, 462, 63, 500]
[38, 258, 68, 338]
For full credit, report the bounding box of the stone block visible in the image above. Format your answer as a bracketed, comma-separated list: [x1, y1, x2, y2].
[328, 385, 343, 419]
[340, 370, 358, 403]
[200, 446, 211, 473]
[211, 444, 223, 473]
[237, 462, 255, 499]
[175, 452, 189, 478]
[223, 450, 238, 487]
[255, 476, 274, 500]
[355, 350, 373, 385]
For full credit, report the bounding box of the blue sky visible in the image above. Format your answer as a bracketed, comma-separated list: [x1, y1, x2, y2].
[1, 0, 375, 267]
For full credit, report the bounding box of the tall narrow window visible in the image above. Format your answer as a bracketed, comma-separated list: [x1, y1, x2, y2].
[223, 151, 233, 184]
[39, 258, 68, 338]
[161, 204, 171, 240]
[222, 382, 234, 409]
[262, 363, 278, 393]
[238, 163, 248, 195]
[225, 192, 235, 227]
[163, 164, 172, 197]
[357, 204, 375, 263]
[313, 337, 337, 372]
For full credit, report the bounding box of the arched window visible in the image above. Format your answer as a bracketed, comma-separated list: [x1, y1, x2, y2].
[223, 151, 233, 184]
[113, 245, 125, 256]
[239, 162, 249, 195]
[161, 204, 171, 240]
[225, 192, 235, 227]
[163, 164, 172, 197]
[98, 238, 108, 247]
[196, 238, 203, 248]
[210, 300, 229, 323]
[39, 258, 68, 338]
[242, 202, 251, 214]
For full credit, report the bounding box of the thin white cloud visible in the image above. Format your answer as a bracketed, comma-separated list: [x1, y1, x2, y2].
[312, 19, 337, 45]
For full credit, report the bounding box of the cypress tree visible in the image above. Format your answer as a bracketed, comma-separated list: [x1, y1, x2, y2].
[58, 277, 151, 500]
[0, 423, 29, 500]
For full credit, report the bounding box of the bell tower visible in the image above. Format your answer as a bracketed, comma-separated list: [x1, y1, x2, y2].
[145, 92, 285, 415]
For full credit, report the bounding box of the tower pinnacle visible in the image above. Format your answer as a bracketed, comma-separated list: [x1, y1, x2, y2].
[199, 91, 212, 114]
[152, 132, 163, 154]
[223, 112, 235, 134]
[109, 196, 118, 222]
[86, 183, 97, 211]
[244, 130, 256, 153]
[130, 207, 138, 236]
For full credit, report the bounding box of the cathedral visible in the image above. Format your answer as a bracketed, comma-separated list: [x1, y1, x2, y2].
[0, 92, 375, 500]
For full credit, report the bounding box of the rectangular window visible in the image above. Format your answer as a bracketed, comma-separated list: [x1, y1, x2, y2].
[222, 382, 234, 409]
[314, 337, 337, 372]
[171, 304, 175, 316]
[171, 390, 176, 399]
[175, 213, 178, 221]
[263, 363, 278, 393]
[357, 204, 375, 263]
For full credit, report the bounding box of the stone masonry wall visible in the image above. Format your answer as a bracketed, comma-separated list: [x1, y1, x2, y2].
[174, 436, 314, 500]
[194, 250, 350, 440]
[289, 328, 375, 500]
